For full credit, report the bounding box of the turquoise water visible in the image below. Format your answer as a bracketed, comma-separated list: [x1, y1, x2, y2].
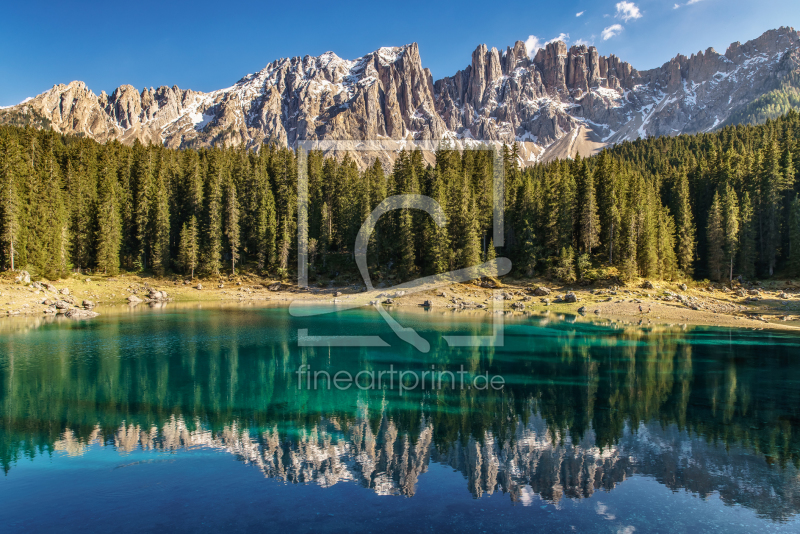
[1, 305, 799, 532]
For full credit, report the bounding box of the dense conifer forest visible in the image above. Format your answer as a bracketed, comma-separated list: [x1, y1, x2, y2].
[1, 111, 799, 284]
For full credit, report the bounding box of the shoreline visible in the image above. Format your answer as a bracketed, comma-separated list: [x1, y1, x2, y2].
[1, 273, 800, 333]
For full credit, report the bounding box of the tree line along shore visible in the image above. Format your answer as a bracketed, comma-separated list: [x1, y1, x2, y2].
[1, 111, 800, 290]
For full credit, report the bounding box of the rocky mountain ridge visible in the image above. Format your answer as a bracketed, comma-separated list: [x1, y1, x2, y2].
[2, 27, 799, 166]
[50, 411, 799, 518]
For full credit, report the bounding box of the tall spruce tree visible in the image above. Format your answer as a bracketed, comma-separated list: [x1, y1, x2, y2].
[151, 163, 171, 275]
[133, 145, 155, 270]
[95, 152, 122, 274]
[788, 196, 800, 276]
[738, 191, 758, 278]
[674, 171, 696, 276]
[178, 216, 199, 279]
[577, 160, 600, 254]
[224, 178, 240, 274]
[204, 154, 224, 276]
[398, 207, 416, 281]
[0, 131, 23, 270]
[707, 192, 725, 281]
[722, 183, 740, 285]
[254, 170, 277, 271]
[759, 138, 783, 275]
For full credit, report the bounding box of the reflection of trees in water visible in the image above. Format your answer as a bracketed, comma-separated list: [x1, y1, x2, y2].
[1, 312, 800, 519]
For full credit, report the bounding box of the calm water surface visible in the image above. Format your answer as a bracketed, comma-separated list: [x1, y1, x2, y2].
[1, 305, 799, 533]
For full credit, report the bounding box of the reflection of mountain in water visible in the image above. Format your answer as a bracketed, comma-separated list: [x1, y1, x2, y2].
[3, 311, 800, 521]
[51, 405, 800, 521]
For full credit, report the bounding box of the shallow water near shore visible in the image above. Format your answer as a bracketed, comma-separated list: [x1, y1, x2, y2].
[1, 305, 800, 532]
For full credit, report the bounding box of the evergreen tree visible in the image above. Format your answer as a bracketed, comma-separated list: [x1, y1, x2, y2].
[622, 213, 638, 281]
[29, 145, 69, 278]
[722, 183, 740, 285]
[224, 178, 240, 274]
[674, 171, 696, 276]
[577, 160, 600, 254]
[553, 246, 576, 283]
[319, 201, 331, 268]
[596, 152, 620, 263]
[0, 132, 23, 270]
[484, 237, 497, 264]
[656, 206, 678, 280]
[151, 163, 171, 275]
[788, 196, 800, 276]
[204, 154, 224, 276]
[517, 222, 538, 277]
[398, 207, 416, 281]
[3, 109, 800, 286]
[133, 145, 155, 270]
[178, 216, 199, 279]
[707, 192, 725, 281]
[425, 166, 451, 275]
[95, 152, 122, 274]
[738, 191, 758, 278]
[759, 138, 783, 275]
[460, 196, 482, 270]
[577, 253, 591, 281]
[254, 170, 277, 271]
[64, 157, 95, 273]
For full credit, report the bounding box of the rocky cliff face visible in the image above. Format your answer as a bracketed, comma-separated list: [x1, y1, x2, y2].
[2, 27, 799, 166]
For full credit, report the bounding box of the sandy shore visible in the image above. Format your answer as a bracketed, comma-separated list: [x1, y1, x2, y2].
[1, 272, 799, 332]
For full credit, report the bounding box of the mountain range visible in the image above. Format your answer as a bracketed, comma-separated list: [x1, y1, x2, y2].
[2, 26, 799, 166]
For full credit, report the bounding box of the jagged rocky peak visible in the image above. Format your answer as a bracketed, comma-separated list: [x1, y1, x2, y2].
[641, 26, 800, 90]
[725, 26, 800, 61]
[2, 27, 800, 167]
[530, 41, 637, 96]
[197, 41, 445, 147]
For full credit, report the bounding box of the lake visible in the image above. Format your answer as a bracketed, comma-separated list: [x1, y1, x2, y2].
[1, 304, 799, 533]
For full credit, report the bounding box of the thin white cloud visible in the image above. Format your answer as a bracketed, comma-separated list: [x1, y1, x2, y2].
[575, 38, 594, 47]
[615, 2, 642, 22]
[547, 33, 570, 45]
[602, 24, 624, 40]
[576, 11, 585, 17]
[675, 0, 704, 7]
[524, 33, 570, 57]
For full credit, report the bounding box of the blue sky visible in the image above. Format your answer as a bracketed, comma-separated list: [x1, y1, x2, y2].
[1, 0, 799, 106]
